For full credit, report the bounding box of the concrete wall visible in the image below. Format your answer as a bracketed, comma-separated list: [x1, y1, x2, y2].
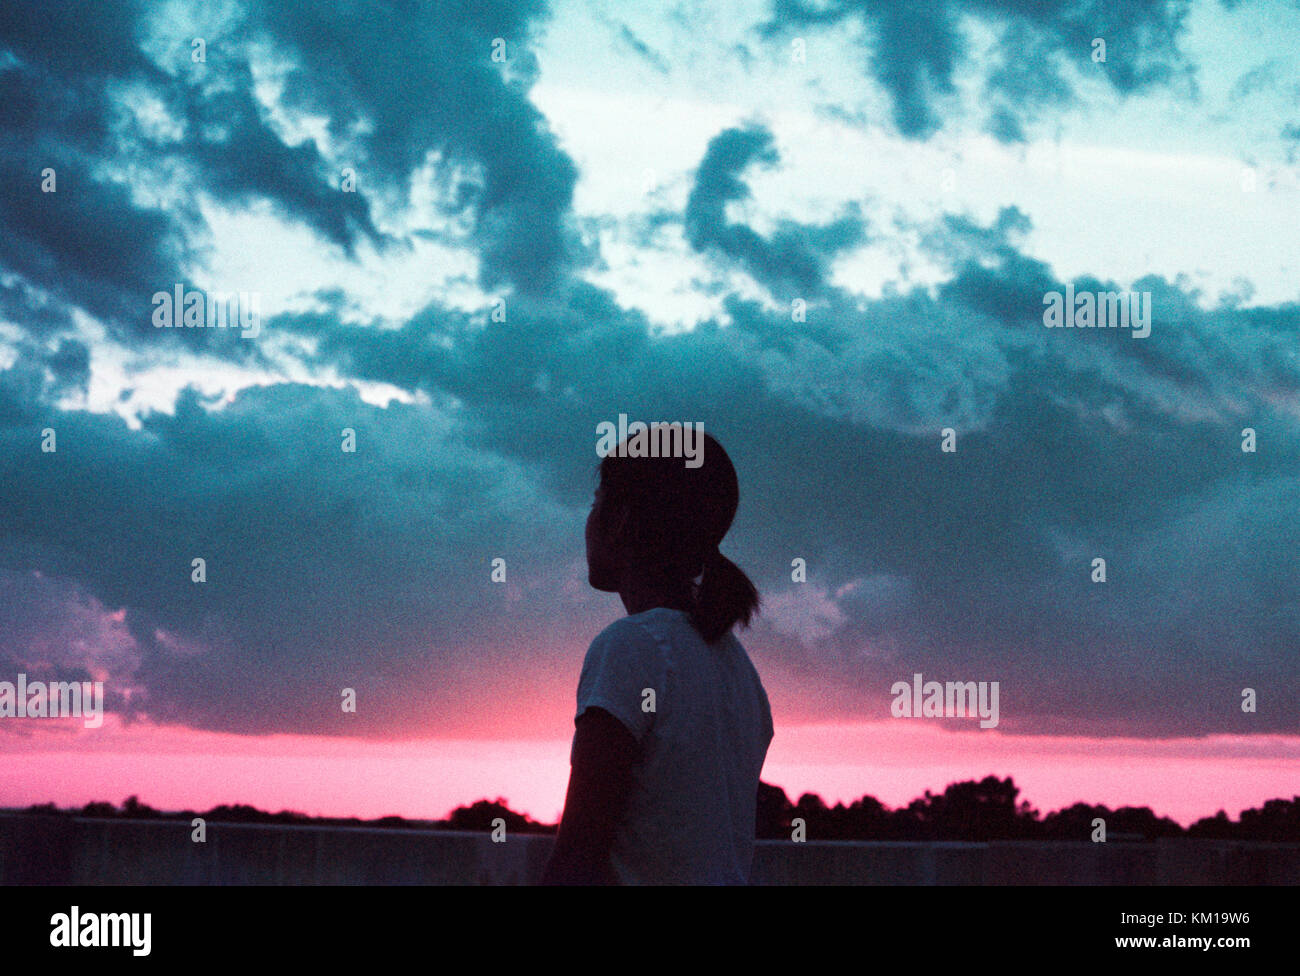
[2, 814, 1297, 884]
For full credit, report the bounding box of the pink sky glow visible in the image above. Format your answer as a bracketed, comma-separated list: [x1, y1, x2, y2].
[2, 716, 1296, 827]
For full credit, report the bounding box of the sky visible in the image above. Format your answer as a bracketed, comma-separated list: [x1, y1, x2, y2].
[0, 0, 1298, 828]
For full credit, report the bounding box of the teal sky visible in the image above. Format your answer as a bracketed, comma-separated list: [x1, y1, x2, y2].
[0, 0, 1297, 771]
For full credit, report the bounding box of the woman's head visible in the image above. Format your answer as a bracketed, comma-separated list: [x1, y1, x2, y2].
[586, 428, 760, 643]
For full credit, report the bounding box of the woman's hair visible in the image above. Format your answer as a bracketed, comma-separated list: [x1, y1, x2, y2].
[597, 429, 760, 643]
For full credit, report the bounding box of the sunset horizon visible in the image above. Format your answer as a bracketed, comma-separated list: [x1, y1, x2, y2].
[5, 716, 1297, 829]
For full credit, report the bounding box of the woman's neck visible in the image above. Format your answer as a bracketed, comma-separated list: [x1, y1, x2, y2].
[618, 570, 694, 616]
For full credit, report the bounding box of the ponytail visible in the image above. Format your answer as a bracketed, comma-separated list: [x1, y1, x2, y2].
[689, 548, 760, 644]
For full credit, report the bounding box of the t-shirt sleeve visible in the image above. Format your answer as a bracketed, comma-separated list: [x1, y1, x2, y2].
[575, 618, 666, 747]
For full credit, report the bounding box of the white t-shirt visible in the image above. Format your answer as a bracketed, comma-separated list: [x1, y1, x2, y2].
[574, 607, 774, 884]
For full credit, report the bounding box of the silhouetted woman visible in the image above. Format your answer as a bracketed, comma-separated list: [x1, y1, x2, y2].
[542, 428, 773, 884]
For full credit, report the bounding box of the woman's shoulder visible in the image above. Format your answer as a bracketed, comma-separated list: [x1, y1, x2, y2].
[587, 612, 663, 658]
[587, 608, 700, 664]
[592, 608, 755, 661]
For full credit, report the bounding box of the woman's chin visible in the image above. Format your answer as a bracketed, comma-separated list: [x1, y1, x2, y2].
[588, 569, 619, 592]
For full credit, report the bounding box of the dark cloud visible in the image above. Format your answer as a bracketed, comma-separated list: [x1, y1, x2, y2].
[171, 84, 382, 256]
[0, 2, 362, 340]
[0, 379, 599, 736]
[0, 5, 1294, 746]
[0, 0, 580, 348]
[615, 24, 670, 73]
[257, 202, 1300, 738]
[42, 339, 91, 396]
[762, 0, 1195, 140]
[684, 124, 868, 297]
[3, 206, 1297, 736]
[0, 23, 186, 338]
[243, 0, 579, 294]
[0, 142, 186, 338]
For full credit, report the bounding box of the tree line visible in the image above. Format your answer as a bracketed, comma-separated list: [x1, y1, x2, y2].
[17, 776, 1300, 842]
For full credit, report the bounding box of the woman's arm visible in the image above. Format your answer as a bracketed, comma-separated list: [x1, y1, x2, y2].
[541, 706, 639, 884]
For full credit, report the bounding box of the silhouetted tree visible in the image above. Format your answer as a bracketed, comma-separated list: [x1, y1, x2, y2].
[905, 776, 1040, 840]
[1108, 806, 1182, 840]
[1192, 797, 1300, 841]
[1239, 797, 1300, 841]
[1189, 810, 1236, 839]
[1042, 802, 1112, 840]
[121, 795, 160, 818]
[446, 798, 553, 834]
[842, 795, 896, 839]
[19, 786, 1300, 842]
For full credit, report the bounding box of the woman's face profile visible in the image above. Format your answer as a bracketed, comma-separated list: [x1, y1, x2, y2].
[585, 484, 622, 592]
